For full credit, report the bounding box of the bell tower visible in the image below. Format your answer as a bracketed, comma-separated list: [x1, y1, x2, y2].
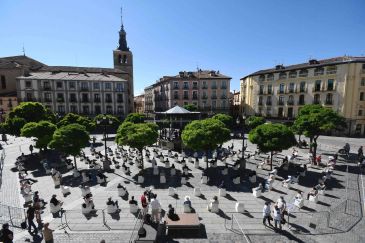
[113, 8, 134, 112]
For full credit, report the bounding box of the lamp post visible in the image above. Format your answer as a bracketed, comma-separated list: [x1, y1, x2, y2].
[96, 115, 113, 171]
[236, 115, 247, 170]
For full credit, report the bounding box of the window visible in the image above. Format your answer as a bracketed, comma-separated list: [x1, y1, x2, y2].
[93, 82, 100, 90]
[300, 82, 306, 92]
[289, 71, 297, 78]
[173, 82, 179, 89]
[267, 84, 272, 94]
[70, 93, 77, 102]
[212, 100, 216, 108]
[44, 93, 52, 102]
[279, 72, 287, 79]
[259, 75, 265, 82]
[105, 82, 112, 90]
[278, 96, 284, 105]
[299, 69, 308, 77]
[116, 83, 124, 91]
[212, 90, 217, 99]
[82, 94, 89, 102]
[81, 82, 88, 90]
[314, 80, 321, 91]
[25, 81, 32, 88]
[259, 85, 264, 94]
[355, 124, 361, 133]
[56, 82, 63, 89]
[202, 81, 207, 89]
[192, 91, 198, 99]
[313, 94, 321, 104]
[105, 93, 112, 102]
[361, 78, 365, 86]
[193, 82, 198, 89]
[289, 83, 295, 93]
[57, 93, 64, 102]
[325, 93, 333, 105]
[183, 90, 189, 99]
[69, 82, 75, 89]
[266, 96, 272, 105]
[43, 81, 51, 90]
[267, 74, 274, 81]
[57, 106, 65, 114]
[106, 106, 113, 114]
[221, 80, 227, 89]
[117, 106, 124, 114]
[288, 95, 294, 105]
[326, 66, 337, 74]
[358, 110, 363, 116]
[70, 105, 77, 113]
[266, 107, 271, 116]
[258, 96, 263, 105]
[314, 67, 324, 76]
[278, 107, 284, 117]
[360, 92, 364, 101]
[211, 80, 217, 89]
[299, 95, 305, 105]
[327, 79, 334, 91]
[82, 106, 89, 114]
[95, 105, 101, 114]
[0, 75, 6, 89]
[94, 93, 100, 102]
[26, 93, 32, 101]
[117, 94, 123, 102]
[183, 82, 189, 89]
[279, 83, 285, 93]
[174, 91, 179, 99]
[202, 91, 207, 99]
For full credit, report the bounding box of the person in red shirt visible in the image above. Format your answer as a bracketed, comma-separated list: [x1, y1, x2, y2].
[140, 191, 148, 215]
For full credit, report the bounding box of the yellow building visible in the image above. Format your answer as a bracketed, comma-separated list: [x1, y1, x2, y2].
[240, 56, 365, 136]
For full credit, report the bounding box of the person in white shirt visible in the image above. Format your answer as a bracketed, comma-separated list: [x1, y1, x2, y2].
[273, 206, 282, 230]
[150, 194, 161, 223]
[262, 202, 272, 226]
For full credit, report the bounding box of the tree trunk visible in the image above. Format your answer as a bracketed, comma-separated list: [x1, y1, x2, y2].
[313, 137, 318, 165]
[270, 151, 273, 171]
[139, 148, 144, 171]
[74, 156, 78, 170]
[206, 150, 209, 171]
[309, 137, 313, 153]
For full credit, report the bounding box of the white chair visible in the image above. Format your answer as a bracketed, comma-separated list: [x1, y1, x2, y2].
[221, 168, 228, 175]
[194, 188, 202, 196]
[253, 189, 261, 198]
[219, 188, 226, 197]
[165, 161, 170, 169]
[170, 168, 176, 176]
[61, 185, 70, 196]
[181, 177, 187, 185]
[81, 186, 91, 197]
[118, 187, 127, 197]
[130, 204, 139, 213]
[160, 175, 166, 184]
[201, 176, 208, 184]
[73, 169, 80, 178]
[235, 202, 245, 213]
[249, 175, 256, 184]
[153, 166, 159, 176]
[309, 195, 319, 203]
[82, 173, 89, 184]
[53, 177, 61, 187]
[233, 177, 240, 185]
[183, 204, 191, 213]
[318, 189, 325, 195]
[97, 176, 106, 184]
[81, 204, 93, 214]
[194, 160, 199, 169]
[187, 157, 192, 163]
[209, 202, 219, 213]
[168, 187, 176, 196]
[138, 175, 144, 184]
[107, 204, 118, 214]
[294, 199, 304, 209]
[203, 156, 208, 162]
[50, 203, 62, 214]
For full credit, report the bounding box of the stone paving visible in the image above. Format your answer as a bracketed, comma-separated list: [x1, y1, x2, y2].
[0, 134, 364, 243]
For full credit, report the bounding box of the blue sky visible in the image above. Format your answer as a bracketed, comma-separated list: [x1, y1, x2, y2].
[1, 0, 364, 95]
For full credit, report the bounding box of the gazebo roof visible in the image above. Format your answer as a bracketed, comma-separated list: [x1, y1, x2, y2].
[165, 105, 191, 114]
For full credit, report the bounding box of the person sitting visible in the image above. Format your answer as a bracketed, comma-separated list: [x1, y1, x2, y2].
[117, 183, 126, 190]
[315, 181, 326, 191]
[129, 196, 138, 205]
[295, 192, 303, 200]
[316, 155, 322, 165]
[307, 187, 318, 200]
[106, 197, 118, 209]
[208, 196, 219, 212]
[84, 193, 94, 208]
[183, 196, 192, 208]
[167, 204, 179, 220]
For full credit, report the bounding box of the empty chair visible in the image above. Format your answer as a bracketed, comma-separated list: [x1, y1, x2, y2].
[61, 185, 70, 196]
[153, 166, 159, 175]
[219, 188, 226, 197]
[194, 187, 202, 196]
[181, 177, 187, 185]
[201, 175, 208, 184]
[168, 187, 176, 196]
[208, 201, 219, 213]
[235, 202, 245, 213]
[82, 172, 89, 184]
[138, 175, 144, 184]
[194, 159, 199, 169]
[160, 174, 166, 184]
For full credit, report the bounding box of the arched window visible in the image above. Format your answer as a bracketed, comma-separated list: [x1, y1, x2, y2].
[122, 55, 128, 64]
[314, 94, 321, 104]
[299, 94, 305, 105]
[326, 93, 333, 105]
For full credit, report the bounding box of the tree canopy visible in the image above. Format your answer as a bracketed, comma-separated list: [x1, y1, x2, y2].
[182, 118, 230, 168]
[245, 116, 266, 130]
[57, 113, 95, 132]
[183, 104, 197, 112]
[124, 113, 146, 123]
[249, 123, 296, 170]
[115, 122, 158, 169]
[48, 124, 90, 169]
[3, 117, 26, 136]
[21, 121, 57, 150]
[8, 102, 50, 123]
[212, 113, 233, 128]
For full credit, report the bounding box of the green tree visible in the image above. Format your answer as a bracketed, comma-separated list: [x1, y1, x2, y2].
[21, 121, 57, 151]
[94, 114, 121, 130]
[115, 122, 158, 170]
[9, 102, 50, 122]
[3, 117, 26, 136]
[249, 123, 296, 170]
[183, 104, 197, 112]
[48, 124, 90, 169]
[293, 104, 346, 164]
[57, 113, 95, 132]
[212, 113, 233, 128]
[124, 113, 145, 123]
[245, 116, 265, 130]
[182, 118, 230, 169]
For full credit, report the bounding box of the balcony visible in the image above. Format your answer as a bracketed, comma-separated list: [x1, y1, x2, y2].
[326, 85, 335, 91]
[202, 85, 208, 89]
[211, 86, 217, 89]
[221, 95, 227, 99]
[80, 87, 89, 91]
[258, 101, 263, 106]
[56, 98, 65, 103]
[44, 98, 52, 103]
[297, 101, 305, 106]
[183, 86, 189, 90]
[266, 101, 272, 106]
[94, 98, 101, 103]
[117, 99, 123, 103]
[105, 99, 113, 103]
[69, 99, 77, 103]
[312, 87, 322, 92]
[267, 90, 272, 95]
[211, 95, 217, 99]
[277, 90, 285, 94]
[41, 86, 52, 91]
[277, 101, 285, 106]
[192, 96, 198, 100]
[286, 89, 295, 94]
[115, 88, 124, 92]
[267, 77, 274, 81]
[173, 86, 179, 90]
[297, 87, 307, 93]
[202, 96, 208, 100]
[221, 85, 227, 89]
[193, 85, 198, 90]
[326, 69, 337, 75]
[313, 100, 321, 105]
[183, 96, 189, 100]
[325, 100, 333, 105]
[287, 100, 294, 106]
[174, 96, 179, 99]
[258, 90, 264, 95]
[289, 73, 297, 78]
[81, 99, 89, 103]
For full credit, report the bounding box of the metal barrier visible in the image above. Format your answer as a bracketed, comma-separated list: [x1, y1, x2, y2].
[224, 213, 251, 243]
[128, 210, 144, 243]
[0, 203, 26, 228]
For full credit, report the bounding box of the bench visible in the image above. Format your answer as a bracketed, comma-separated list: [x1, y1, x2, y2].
[165, 213, 200, 235]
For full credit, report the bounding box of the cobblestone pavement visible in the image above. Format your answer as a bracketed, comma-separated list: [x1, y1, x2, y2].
[0, 134, 363, 243]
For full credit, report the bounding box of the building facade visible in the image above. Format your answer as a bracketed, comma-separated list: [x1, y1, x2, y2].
[17, 72, 127, 116]
[144, 70, 231, 114]
[230, 90, 241, 118]
[240, 56, 365, 136]
[134, 94, 145, 114]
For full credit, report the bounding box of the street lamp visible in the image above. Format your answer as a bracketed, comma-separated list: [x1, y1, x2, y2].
[236, 115, 247, 170]
[96, 115, 113, 171]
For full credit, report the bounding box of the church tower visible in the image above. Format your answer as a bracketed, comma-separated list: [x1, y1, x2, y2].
[113, 9, 134, 113]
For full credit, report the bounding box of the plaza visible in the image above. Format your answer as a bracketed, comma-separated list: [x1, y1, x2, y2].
[0, 133, 364, 243]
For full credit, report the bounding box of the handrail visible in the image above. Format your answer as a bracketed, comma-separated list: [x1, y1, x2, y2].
[128, 210, 144, 243]
[231, 214, 251, 243]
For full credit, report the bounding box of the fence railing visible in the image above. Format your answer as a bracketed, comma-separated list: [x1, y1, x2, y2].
[0, 203, 26, 228]
[128, 210, 144, 243]
[224, 213, 251, 243]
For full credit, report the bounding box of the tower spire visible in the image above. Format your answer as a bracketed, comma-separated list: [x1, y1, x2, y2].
[120, 7, 124, 30]
[117, 6, 129, 51]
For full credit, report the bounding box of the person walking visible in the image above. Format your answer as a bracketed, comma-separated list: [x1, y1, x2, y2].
[26, 205, 38, 235]
[273, 205, 282, 230]
[42, 223, 54, 243]
[262, 202, 273, 226]
[150, 194, 161, 223]
[0, 223, 14, 243]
